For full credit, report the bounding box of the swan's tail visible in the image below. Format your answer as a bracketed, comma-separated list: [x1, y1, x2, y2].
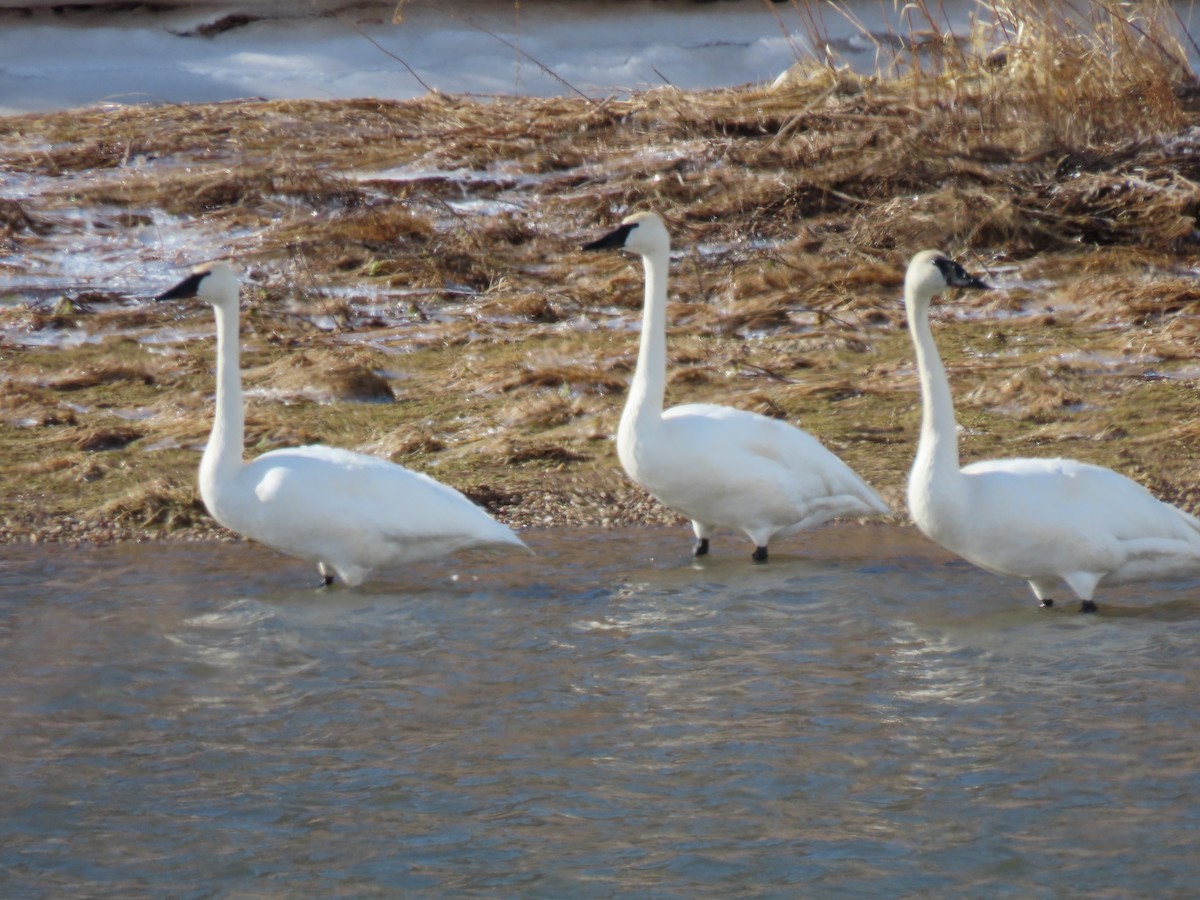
[1175, 504, 1200, 542]
[482, 523, 534, 555]
[847, 474, 890, 518]
[863, 488, 890, 517]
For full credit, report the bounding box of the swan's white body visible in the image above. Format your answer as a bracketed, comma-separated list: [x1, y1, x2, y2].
[584, 212, 888, 560]
[904, 249, 1200, 609]
[156, 263, 527, 586]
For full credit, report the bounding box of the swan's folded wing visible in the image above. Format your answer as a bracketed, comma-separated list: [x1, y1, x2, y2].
[657, 404, 888, 518]
[964, 456, 1200, 547]
[245, 445, 524, 550]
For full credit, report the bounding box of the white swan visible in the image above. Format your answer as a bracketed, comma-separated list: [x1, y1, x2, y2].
[583, 211, 889, 562]
[155, 262, 527, 587]
[904, 249, 1200, 611]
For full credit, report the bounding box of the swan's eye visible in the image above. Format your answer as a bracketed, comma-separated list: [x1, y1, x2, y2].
[931, 256, 961, 283]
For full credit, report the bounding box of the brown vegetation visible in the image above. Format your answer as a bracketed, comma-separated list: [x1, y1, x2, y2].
[0, 0, 1199, 545]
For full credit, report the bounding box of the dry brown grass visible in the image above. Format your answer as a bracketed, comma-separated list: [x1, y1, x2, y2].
[47, 363, 157, 391]
[1, 0, 1199, 542]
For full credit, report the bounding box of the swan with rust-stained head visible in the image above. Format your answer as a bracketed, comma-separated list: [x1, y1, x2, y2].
[904, 249, 1200, 611]
[582, 211, 888, 562]
[155, 262, 527, 587]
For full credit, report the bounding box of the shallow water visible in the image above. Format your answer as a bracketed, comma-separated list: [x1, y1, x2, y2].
[2, 525, 1199, 898]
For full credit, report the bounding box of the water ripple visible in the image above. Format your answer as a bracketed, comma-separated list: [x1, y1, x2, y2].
[0, 528, 1197, 896]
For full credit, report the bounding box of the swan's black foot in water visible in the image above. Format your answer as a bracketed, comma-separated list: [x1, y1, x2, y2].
[752, 546, 768, 563]
[1080, 599, 1098, 613]
[693, 538, 710, 557]
[1039, 598, 1054, 608]
[321, 573, 334, 587]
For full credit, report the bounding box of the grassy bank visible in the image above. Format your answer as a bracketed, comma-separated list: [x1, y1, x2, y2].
[1, 0, 1198, 545]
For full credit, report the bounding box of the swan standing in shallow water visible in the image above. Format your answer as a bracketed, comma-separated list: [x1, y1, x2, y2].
[155, 263, 527, 587]
[583, 211, 888, 562]
[904, 249, 1200, 611]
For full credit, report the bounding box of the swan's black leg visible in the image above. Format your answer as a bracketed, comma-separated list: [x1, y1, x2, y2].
[1039, 598, 1054, 608]
[752, 546, 768, 563]
[1080, 600, 1098, 613]
[321, 572, 334, 587]
[693, 538, 710, 557]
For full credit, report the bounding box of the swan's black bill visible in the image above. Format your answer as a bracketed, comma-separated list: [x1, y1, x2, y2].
[934, 256, 990, 291]
[582, 222, 635, 252]
[155, 270, 209, 302]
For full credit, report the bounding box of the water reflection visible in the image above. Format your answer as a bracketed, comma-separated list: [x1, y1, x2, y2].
[1, 526, 1198, 896]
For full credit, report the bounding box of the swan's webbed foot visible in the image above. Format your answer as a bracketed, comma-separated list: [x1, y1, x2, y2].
[1039, 598, 1054, 608]
[1080, 599, 1098, 613]
[752, 546, 768, 563]
[693, 538, 710, 557]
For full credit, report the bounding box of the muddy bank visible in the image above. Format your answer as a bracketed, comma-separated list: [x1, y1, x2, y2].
[1, 56, 1199, 546]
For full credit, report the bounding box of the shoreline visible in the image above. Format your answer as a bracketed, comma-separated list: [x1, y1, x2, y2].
[2, 67, 1199, 547]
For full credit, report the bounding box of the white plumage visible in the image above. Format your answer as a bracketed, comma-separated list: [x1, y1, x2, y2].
[903, 249, 1200, 611]
[155, 262, 527, 587]
[583, 211, 888, 562]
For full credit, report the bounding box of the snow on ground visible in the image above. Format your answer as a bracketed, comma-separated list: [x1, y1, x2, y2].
[0, 0, 977, 115]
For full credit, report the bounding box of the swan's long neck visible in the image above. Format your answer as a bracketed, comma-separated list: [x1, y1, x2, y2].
[621, 246, 670, 432]
[907, 290, 963, 501]
[200, 300, 245, 494]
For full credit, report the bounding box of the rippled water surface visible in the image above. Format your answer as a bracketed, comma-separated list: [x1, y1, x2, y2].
[2, 525, 1199, 897]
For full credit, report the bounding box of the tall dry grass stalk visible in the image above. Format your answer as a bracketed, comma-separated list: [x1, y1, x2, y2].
[778, 0, 1196, 148]
[976, 0, 1193, 144]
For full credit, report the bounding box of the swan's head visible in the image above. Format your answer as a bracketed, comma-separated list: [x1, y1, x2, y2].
[155, 262, 240, 309]
[904, 250, 989, 308]
[582, 210, 670, 257]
